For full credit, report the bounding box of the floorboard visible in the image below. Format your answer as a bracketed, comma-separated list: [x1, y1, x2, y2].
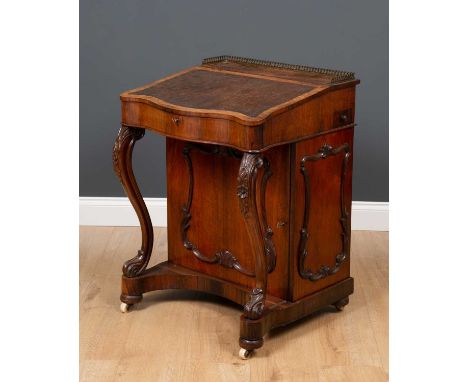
[80, 227, 388, 382]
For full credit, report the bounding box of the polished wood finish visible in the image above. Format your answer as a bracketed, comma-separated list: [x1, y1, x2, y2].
[120, 261, 353, 351]
[166, 139, 291, 299]
[80, 227, 388, 381]
[112, 126, 153, 277]
[113, 56, 359, 356]
[120, 56, 359, 151]
[291, 128, 354, 300]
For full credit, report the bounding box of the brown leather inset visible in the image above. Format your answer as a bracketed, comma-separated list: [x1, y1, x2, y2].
[132, 69, 314, 117]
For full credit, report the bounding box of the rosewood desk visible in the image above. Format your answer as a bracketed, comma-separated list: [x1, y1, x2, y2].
[113, 56, 359, 359]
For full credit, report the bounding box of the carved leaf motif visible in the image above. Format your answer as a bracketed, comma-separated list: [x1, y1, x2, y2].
[216, 251, 236, 268]
[236, 185, 248, 200]
[237, 154, 263, 216]
[113, 126, 145, 183]
[244, 288, 265, 320]
[122, 250, 148, 277]
[318, 144, 333, 158]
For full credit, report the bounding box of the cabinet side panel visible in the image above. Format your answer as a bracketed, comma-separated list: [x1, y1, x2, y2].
[263, 86, 356, 148]
[167, 138, 290, 299]
[291, 127, 354, 300]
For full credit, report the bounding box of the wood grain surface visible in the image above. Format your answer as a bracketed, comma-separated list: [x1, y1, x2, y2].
[290, 128, 354, 300]
[120, 57, 359, 151]
[166, 138, 291, 299]
[80, 227, 388, 382]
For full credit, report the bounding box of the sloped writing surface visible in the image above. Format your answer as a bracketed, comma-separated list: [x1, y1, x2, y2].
[132, 69, 314, 118]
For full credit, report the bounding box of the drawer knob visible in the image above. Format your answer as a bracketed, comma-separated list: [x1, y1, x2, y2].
[340, 113, 348, 123]
[172, 117, 181, 126]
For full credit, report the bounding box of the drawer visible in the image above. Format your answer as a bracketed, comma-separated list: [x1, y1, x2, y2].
[121, 100, 263, 151]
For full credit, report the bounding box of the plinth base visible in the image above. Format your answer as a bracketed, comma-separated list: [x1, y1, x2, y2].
[121, 261, 353, 357]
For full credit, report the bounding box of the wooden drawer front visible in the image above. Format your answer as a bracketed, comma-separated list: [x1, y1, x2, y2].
[290, 127, 354, 301]
[121, 100, 263, 151]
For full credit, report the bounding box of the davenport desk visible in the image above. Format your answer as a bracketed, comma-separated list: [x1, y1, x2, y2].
[113, 56, 360, 359]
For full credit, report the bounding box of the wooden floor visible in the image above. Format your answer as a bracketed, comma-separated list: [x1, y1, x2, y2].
[80, 227, 388, 382]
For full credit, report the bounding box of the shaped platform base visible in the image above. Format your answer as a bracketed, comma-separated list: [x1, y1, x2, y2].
[120, 261, 353, 357]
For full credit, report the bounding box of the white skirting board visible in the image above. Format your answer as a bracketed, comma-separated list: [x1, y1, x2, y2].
[79, 197, 388, 231]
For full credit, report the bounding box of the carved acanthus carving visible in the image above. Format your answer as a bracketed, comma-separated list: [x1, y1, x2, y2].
[112, 126, 145, 182]
[180, 146, 276, 317]
[236, 154, 276, 272]
[122, 250, 148, 278]
[298, 143, 350, 282]
[244, 288, 265, 320]
[238, 153, 269, 320]
[237, 154, 264, 216]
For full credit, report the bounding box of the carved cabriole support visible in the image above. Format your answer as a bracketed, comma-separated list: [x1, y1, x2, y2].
[181, 143, 276, 278]
[237, 153, 268, 320]
[298, 143, 350, 282]
[113, 126, 154, 277]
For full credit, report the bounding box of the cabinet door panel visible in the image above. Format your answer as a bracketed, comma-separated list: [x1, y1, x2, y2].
[290, 128, 354, 300]
[166, 138, 291, 299]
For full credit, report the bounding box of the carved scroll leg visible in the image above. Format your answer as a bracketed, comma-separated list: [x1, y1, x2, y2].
[237, 153, 268, 353]
[113, 126, 154, 284]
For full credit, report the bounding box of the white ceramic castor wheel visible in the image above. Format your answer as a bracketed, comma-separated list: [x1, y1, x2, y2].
[120, 302, 131, 313]
[239, 348, 252, 360]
